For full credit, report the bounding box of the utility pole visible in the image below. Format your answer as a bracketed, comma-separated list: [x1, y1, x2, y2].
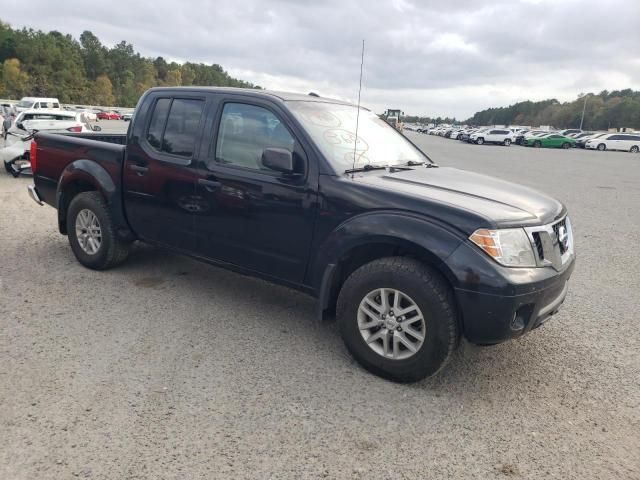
[579, 94, 589, 130]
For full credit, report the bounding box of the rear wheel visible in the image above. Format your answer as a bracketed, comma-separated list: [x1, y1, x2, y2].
[503, 138, 512, 146]
[337, 257, 459, 382]
[630, 146, 639, 153]
[533, 140, 542, 148]
[562, 142, 571, 149]
[476, 137, 484, 145]
[597, 143, 606, 151]
[67, 192, 131, 270]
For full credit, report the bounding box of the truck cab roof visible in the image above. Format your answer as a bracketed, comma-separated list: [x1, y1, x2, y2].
[145, 86, 362, 108]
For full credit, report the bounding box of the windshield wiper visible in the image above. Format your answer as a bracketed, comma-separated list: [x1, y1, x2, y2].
[345, 164, 388, 174]
[402, 160, 439, 168]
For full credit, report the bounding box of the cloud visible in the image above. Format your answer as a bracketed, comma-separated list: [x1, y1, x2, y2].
[2, 0, 639, 118]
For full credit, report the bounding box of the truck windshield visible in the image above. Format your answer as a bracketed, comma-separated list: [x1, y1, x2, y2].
[287, 101, 427, 171]
[16, 100, 34, 108]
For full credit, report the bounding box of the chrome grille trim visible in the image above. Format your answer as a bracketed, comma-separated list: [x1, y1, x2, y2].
[524, 215, 574, 270]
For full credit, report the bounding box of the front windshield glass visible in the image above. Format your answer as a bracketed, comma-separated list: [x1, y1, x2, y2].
[16, 100, 33, 108]
[287, 101, 426, 170]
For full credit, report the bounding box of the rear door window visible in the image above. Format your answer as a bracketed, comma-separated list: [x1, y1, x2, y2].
[146, 98, 171, 150]
[161, 99, 205, 157]
[146, 98, 204, 158]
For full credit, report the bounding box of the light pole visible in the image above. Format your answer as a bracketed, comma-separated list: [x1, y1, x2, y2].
[579, 94, 590, 130]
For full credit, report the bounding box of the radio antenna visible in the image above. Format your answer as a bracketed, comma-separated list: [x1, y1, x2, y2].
[351, 39, 365, 177]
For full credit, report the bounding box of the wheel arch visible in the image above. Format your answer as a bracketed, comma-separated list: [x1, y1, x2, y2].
[312, 212, 465, 321]
[56, 160, 133, 240]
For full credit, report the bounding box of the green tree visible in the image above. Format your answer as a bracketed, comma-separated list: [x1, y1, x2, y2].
[165, 68, 182, 86]
[1, 58, 30, 97]
[93, 74, 115, 106]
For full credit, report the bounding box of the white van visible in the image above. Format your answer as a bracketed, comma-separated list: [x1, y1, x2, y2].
[585, 133, 640, 153]
[14, 97, 61, 112]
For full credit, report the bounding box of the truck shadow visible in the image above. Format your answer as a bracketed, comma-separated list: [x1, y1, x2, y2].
[108, 242, 569, 395]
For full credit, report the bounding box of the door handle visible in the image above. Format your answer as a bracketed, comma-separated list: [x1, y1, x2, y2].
[129, 164, 148, 175]
[198, 178, 221, 191]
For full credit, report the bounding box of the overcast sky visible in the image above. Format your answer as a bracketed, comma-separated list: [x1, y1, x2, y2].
[3, 0, 640, 118]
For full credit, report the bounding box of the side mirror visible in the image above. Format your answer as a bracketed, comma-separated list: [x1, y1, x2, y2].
[17, 122, 25, 130]
[92, 125, 102, 132]
[261, 147, 294, 174]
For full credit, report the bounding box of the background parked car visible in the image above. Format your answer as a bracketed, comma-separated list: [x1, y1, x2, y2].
[585, 133, 640, 152]
[575, 132, 606, 148]
[470, 128, 515, 146]
[96, 111, 121, 120]
[524, 133, 575, 149]
[558, 129, 582, 137]
[14, 97, 61, 112]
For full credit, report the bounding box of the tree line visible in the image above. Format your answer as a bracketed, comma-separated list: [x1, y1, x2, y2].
[0, 20, 257, 107]
[465, 90, 640, 130]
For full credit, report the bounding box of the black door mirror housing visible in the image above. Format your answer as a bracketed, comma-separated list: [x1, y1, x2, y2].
[17, 122, 25, 130]
[261, 147, 294, 174]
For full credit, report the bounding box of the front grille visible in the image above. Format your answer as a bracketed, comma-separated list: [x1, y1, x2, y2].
[532, 232, 544, 260]
[552, 218, 567, 254]
[525, 215, 573, 270]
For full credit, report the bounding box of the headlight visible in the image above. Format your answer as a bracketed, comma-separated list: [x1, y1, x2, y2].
[469, 228, 536, 267]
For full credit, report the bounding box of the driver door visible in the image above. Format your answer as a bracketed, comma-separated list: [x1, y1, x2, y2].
[193, 97, 317, 284]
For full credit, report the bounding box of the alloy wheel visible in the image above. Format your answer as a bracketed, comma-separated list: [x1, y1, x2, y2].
[75, 209, 102, 255]
[357, 288, 426, 360]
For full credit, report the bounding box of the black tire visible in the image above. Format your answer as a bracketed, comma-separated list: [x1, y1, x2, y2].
[503, 138, 512, 146]
[533, 140, 542, 148]
[630, 146, 639, 153]
[476, 137, 484, 145]
[597, 143, 606, 151]
[67, 192, 131, 270]
[562, 142, 570, 149]
[336, 257, 459, 383]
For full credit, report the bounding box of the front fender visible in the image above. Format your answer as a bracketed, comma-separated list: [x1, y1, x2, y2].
[309, 210, 465, 292]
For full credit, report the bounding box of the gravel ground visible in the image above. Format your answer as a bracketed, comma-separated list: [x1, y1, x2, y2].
[1, 133, 638, 479]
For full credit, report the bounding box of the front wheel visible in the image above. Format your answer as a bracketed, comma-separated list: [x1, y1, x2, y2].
[476, 137, 484, 145]
[67, 192, 131, 270]
[597, 143, 606, 151]
[630, 146, 639, 153]
[337, 257, 459, 382]
[503, 138, 512, 146]
[562, 142, 571, 149]
[533, 140, 542, 148]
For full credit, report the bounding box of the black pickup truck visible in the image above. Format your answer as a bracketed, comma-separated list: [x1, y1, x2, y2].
[28, 87, 575, 382]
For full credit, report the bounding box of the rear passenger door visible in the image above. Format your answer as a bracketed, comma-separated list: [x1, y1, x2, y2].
[123, 93, 208, 252]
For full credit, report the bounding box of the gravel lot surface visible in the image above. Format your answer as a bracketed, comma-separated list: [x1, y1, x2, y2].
[1, 132, 638, 479]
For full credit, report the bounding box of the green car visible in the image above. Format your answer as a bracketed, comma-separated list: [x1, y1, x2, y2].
[524, 133, 576, 149]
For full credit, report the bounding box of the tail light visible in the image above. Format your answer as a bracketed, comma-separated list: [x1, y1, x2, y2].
[30, 140, 38, 174]
[67, 126, 82, 132]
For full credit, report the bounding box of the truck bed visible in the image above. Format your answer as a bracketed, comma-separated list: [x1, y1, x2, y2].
[34, 131, 126, 210]
[58, 132, 128, 145]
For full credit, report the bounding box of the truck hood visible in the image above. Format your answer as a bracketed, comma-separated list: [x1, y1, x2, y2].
[354, 166, 564, 228]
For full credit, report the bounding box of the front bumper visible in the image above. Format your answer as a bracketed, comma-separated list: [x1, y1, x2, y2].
[445, 241, 576, 345]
